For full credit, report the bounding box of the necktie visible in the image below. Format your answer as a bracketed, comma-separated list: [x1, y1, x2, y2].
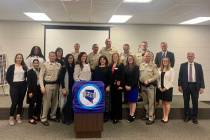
[189, 64, 193, 82]
[162, 52, 166, 58]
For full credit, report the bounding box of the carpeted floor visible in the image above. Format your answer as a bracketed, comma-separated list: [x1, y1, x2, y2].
[0, 119, 210, 140]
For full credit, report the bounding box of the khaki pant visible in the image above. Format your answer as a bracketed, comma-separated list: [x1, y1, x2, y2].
[141, 85, 156, 121]
[41, 84, 59, 122]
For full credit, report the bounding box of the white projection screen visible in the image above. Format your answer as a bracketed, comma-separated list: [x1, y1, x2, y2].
[44, 25, 110, 57]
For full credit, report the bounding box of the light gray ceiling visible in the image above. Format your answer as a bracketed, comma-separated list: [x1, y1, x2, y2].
[0, 0, 210, 25]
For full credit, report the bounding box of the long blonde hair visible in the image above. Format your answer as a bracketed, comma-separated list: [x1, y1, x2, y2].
[160, 57, 171, 71]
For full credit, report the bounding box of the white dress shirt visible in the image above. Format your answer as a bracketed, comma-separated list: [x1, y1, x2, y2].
[188, 62, 196, 82]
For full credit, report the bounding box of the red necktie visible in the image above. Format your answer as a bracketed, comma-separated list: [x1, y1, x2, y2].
[189, 64, 193, 82]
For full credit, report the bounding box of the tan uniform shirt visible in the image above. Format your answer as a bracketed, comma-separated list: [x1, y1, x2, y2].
[120, 52, 137, 65]
[39, 61, 61, 88]
[99, 47, 117, 64]
[139, 62, 159, 83]
[72, 52, 80, 62]
[87, 52, 100, 70]
[135, 50, 146, 66]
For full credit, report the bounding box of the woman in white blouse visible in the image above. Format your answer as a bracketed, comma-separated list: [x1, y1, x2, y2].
[73, 52, 91, 81]
[6, 53, 28, 126]
[157, 57, 175, 123]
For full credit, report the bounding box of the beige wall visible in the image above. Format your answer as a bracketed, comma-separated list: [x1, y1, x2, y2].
[0, 21, 210, 100]
[0, 21, 44, 64]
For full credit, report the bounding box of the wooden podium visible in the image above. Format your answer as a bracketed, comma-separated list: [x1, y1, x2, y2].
[74, 113, 103, 138]
[73, 81, 105, 138]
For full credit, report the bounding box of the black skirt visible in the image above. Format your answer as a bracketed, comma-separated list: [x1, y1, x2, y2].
[156, 88, 173, 102]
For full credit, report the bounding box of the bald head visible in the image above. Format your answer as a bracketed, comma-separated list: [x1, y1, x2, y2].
[187, 52, 195, 63]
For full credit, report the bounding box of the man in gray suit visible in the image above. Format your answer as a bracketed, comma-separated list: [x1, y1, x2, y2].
[178, 52, 205, 124]
[155, 42, 175, 68]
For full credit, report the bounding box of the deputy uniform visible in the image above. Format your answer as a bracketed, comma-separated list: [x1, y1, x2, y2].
[135, 49, 150, 66]
[39, 61, 61, 122]
[120, 52, 137, 66]
[99, 47, 117, 64]
[72, 52, 80, 62]
[87, 52, 100, 71]
[139, 62, 159, 121]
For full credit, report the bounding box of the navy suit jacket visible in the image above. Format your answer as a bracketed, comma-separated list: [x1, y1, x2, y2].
[178, 62, 205, 89]
[155, 51, 175, 68]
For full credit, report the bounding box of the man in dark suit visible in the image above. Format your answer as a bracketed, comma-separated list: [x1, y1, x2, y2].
[155, 42, 175, 68]
[178, 52, 205, 124]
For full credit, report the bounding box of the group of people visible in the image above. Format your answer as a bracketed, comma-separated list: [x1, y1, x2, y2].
[5, 38, 205, 127]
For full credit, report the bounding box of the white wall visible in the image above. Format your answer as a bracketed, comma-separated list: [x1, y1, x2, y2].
[0, 21, 210, 101]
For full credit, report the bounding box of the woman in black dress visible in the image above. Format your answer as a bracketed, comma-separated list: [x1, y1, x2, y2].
[59, 54, 75, 125]
[124, 55, 139, 122]
[92, 55, 111, 122]
[110, 53, 124, 124]
[27, 59, 42, 124]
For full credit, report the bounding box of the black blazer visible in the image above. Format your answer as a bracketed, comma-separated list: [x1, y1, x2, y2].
[124, 65, 139, 88]
[155, 51, 175, 68]
[6, 64, 27, 85]
[92, 66, 111, 88]
[178, 62, 205, 89]
[109, 63, 124, 87]
[27, 69, 40, 104]
[27, 69, 39, 93]
[59, 65, 75, 89]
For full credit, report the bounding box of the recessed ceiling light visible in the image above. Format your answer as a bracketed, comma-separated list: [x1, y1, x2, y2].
[123, 0, 152, 3]
[24, 12, 51, 21]
[108, 15, 132, 23]
[180, 17, 210, 24]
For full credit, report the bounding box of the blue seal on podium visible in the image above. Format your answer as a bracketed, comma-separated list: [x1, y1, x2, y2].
[73, 81, 105, 113]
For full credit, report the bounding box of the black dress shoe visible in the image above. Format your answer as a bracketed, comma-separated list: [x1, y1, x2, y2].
[127, 115, 135, 123]
[192, 118, 198, 124]
[41, 121, 49, 126]
[184, 116, 191, 122]
[146, 120, 154, 125]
